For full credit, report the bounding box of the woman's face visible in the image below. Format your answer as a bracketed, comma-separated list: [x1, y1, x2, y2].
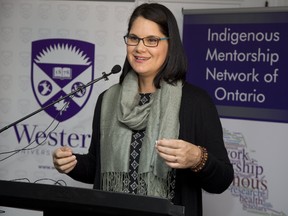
[126, 16, 169, 80]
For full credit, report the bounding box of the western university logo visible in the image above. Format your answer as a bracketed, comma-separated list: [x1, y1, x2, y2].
[31, 39, 95, 122]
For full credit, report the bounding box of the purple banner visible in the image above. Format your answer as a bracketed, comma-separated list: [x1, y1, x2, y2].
[183, 9, 288, 123]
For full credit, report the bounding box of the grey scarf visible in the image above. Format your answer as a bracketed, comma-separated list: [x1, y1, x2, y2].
[100, 70, 182, 198]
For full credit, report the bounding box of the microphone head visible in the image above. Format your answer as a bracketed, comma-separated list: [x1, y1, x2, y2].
[111, 64, 122, 74]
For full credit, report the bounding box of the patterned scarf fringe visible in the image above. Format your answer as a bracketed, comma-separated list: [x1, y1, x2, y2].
[101, 171, 176, 200]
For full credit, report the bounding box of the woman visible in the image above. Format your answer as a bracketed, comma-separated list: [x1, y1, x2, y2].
[53, 3, 234, 216]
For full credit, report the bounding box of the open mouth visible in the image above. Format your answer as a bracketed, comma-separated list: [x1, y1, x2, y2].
[135, 56, 150, 61]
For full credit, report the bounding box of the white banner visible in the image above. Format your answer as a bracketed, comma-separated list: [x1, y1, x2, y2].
[0, 0, 133, 215]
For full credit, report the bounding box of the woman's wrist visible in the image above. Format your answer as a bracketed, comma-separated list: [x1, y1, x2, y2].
[191, 146, 208, 172]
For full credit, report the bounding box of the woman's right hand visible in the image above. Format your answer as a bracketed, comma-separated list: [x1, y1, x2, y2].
[52, 146, 77, 174]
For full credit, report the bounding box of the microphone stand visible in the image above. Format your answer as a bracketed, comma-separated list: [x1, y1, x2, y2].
[0, 68, 119, 134]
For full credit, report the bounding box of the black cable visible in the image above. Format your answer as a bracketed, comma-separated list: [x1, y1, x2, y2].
[10, 177, 30, 183]
[33, 178, 67, 186]
[10, 177, 67, 186]
[0, 94, 73, 162]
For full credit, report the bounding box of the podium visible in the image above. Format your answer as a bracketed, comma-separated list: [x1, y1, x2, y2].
[0, 180, 184, 216]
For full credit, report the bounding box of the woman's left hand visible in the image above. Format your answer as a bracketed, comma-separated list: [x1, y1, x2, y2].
[155, 139, 201, 169]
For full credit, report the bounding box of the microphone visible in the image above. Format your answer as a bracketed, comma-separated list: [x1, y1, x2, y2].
[111, 64, 121, 74]
[0, 65, 122, 134]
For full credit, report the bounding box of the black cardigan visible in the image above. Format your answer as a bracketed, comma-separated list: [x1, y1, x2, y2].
[68, 82, 234, 216]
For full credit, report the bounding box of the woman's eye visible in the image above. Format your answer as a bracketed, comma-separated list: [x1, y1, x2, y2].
[129, 36, 139, 41]
[147, 38, 158, 43]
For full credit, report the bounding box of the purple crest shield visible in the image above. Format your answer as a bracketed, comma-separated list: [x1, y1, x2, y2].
[31, 39, 94, 122]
